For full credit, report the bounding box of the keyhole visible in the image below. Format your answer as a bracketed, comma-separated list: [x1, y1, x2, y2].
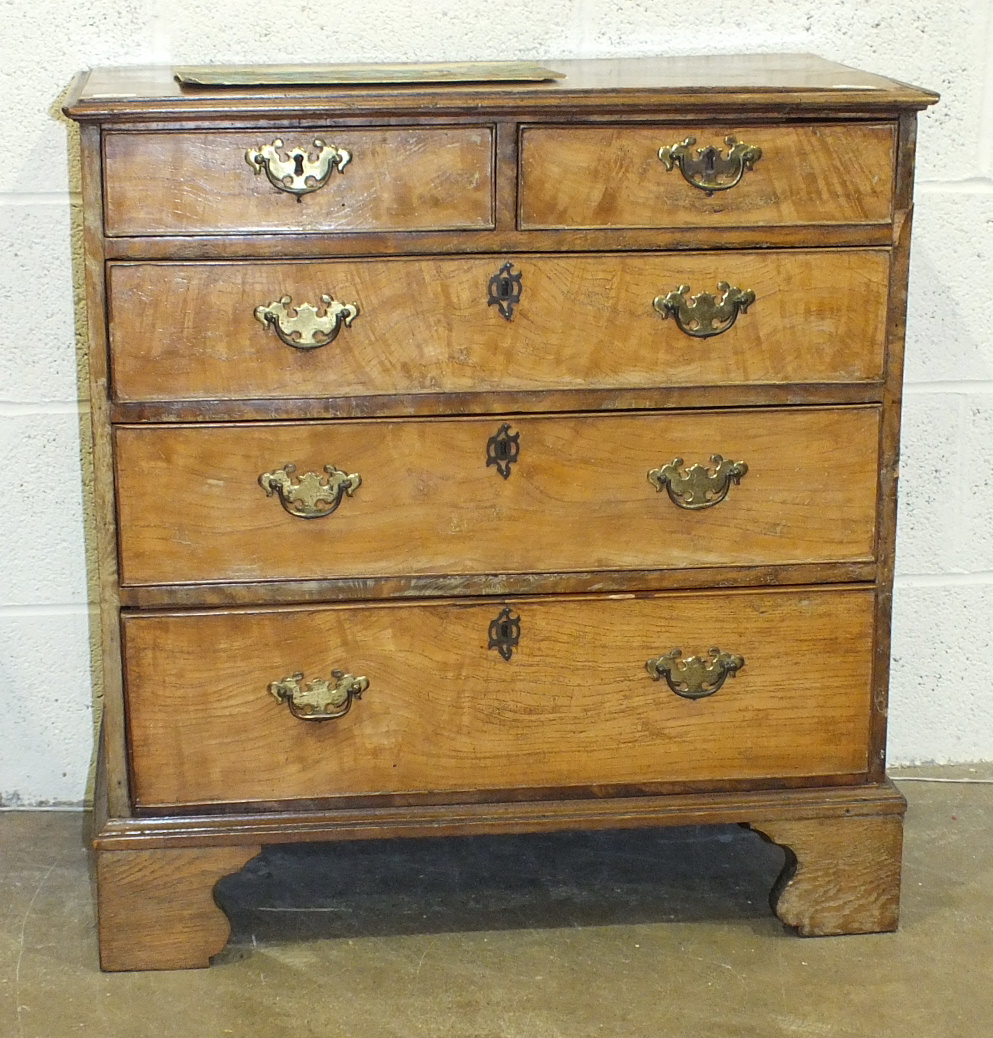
[293, 153, 305, 177]
[500, 621, 512, 640]
[703, 147, 717, 177]
[498, 278, 512, 300]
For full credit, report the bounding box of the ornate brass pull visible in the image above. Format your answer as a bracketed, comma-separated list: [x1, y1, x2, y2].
[657, 136, 762, 195]
[246, 137, 351, 199]
[648, 455, 747, 510]
[653, 283, 754, 338]
[646, 648, 744, 700]
[270, 670, 368, 721]
[255, 294, 359, 350]
[259, 463, 361, 519]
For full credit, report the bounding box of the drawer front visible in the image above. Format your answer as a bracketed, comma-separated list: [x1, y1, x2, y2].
[108, 249, 889, 403]
[520, 123, 895, 229]
[115, 407, 879, 586]
[123, 587, 875, 808]
[103, 128, 495, 236]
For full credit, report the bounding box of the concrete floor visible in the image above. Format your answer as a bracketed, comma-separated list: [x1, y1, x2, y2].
[1, 766, 990, 1038]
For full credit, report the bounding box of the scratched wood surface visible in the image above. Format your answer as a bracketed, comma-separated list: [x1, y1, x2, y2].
[114, 406, 880, 586]
[107, 249, 889, 403]
[122, 586, 875, 808]
[520, 124, 895, 229]
[102, 127, 494, 236]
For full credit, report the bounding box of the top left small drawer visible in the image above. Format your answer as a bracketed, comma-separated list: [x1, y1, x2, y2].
[102, 127, 495, 236]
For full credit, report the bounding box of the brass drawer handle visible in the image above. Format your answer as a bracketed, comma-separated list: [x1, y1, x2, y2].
[259, 463, 361, 519]
[648, 455, 747, 510]
[657, 135, 762, 195]
[653, 283, 754, 338]
[270, 670, 368, 721]
[246, 137, 351, 199]
[646, 648, 745, 700]
[255, 294, 359, 350]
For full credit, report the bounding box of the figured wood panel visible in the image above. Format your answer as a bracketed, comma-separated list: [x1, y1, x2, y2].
[114, 407, 880, 586]
[520, 123, 895, 228]
[103, 128, 494, 235]
[108, 250, 889, 403]
[123, 587, 876, 807]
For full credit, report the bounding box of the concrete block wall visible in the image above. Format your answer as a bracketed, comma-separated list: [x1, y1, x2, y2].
[1, 0, 990, 804]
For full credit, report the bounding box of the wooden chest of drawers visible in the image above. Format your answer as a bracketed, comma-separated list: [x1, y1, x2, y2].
[65, 55, 937, 971]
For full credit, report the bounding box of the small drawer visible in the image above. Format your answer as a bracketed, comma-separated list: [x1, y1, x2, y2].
[108, 249, 889, 404]
[519, 123, 895, 229]
[114, 407, 879, 587]
[123, 587, 875, 808]
[102, 127, 495, 236]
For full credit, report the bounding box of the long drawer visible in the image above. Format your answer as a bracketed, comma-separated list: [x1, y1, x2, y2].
[114, 407, 880, 586]
[102, 127, 495, 236]
[520, 123, 895, 229]
[107, 250, 890, 403]
[123, 586, 876, 808]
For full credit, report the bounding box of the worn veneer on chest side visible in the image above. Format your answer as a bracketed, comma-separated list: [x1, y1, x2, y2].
[866, 108, 921, 782]
[77, 121, 130, 817]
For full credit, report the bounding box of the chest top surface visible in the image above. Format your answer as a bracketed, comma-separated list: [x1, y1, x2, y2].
[64, 53, 938, 122]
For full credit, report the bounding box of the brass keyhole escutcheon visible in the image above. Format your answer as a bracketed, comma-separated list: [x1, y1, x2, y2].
[486, 423, 520, 479]
[487, 261, 523, 320]
[488, 606, 521, 662]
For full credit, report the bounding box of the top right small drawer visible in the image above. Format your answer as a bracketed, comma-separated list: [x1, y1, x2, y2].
[519, 123, 896, 229]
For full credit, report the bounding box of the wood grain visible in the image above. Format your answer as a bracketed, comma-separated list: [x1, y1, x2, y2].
[521, 123, 895, 229]
[96, 845, 261, 970]
[101, 224, 897, 262]
[103, 127, 494, 236]
[109, 382, 887, 426]
[122, 586, 876, 807]
[114, 407, 880, 586]
[115, 561, 878, 610]
[107, 249, 889, 403]
[750, 814, 903, 934]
